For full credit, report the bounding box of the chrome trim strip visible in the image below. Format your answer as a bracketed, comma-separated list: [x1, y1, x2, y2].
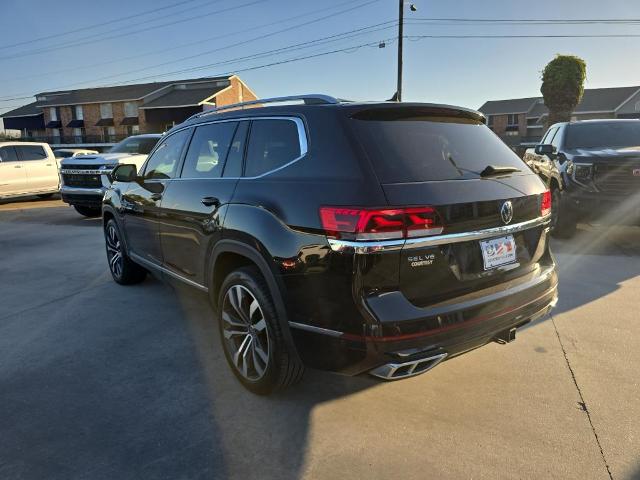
[288, 321, 345, 338]
[327, 216, 551, 253]
[129, 252, 208, 292]
[60, 186, 105, 195]
[61, 169, 113, 175]
[161, 116, 308, 181]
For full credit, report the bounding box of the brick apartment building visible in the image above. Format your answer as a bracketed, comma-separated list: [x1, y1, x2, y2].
[1, 75, 256, 148]
[479, 85, 640, 151]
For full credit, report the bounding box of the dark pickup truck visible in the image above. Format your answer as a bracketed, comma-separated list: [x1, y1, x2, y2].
[524, 119, 640, 237]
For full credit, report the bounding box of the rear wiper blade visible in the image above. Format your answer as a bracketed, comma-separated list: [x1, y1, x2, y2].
[480, 165, 521, 177]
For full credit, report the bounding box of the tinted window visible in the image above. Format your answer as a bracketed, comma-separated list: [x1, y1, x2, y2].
[550, 127, 563, 149]
[245, 119, 301, 177]
[541, 127, 557, 145]
[352, 116, 526, 182]
[0, 146, 19, 162]
[181, 122, 236, 179]
[565, 122, 640, 149]
[16, 145, 47, 161]
[143, 129, 190, 180]
[223, 121, 249, 177]
[54, 150, 74, 158]
[109, 137, 159, 154]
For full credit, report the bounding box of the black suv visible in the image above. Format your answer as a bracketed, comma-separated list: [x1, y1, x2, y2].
[524, 119, 640, 237]
[103, 95, 558, 394]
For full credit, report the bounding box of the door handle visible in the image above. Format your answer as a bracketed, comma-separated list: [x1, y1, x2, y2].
[201, 196, 220, 207]
[14, 165, 22, 168]
[150, 193, 163, 201]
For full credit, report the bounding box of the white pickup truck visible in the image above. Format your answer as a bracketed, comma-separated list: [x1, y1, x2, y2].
[59, 134, 161, 216]
[0, 142, 60, 200]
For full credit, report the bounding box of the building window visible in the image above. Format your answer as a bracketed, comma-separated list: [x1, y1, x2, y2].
[124, 102, 138, 118]
[74, 105, 84, 120]
[487, 115, 494, 128]
[49, 107, 58, 121]
[506, 114, 519, 132]
[100, 103, 113, 119]
[102, 126, 116, 142]
[126, 125, 140, 136]
[52, 128, 60, 139]
[73, 127, 85, 142]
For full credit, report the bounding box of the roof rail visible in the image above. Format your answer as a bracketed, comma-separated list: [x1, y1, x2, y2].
[188, 94, 341, 120]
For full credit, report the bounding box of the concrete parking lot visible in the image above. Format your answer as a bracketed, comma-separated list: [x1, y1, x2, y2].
[0, 197, 638, 480]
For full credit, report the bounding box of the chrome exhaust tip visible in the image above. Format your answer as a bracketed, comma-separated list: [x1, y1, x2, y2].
[369, 353, 448, 380]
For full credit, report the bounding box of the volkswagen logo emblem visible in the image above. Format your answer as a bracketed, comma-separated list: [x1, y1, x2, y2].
[500, 200, 514, 225]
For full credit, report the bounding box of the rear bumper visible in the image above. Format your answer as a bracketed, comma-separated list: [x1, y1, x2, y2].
[60, 186, 105, 207]
[289, 264, 558, 376]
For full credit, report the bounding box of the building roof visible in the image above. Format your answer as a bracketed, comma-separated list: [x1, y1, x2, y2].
[34, 76, 231, 107]
[0, 101, 42, 118]
[140, 86, 227, 109]
[479, 86, 640, 117]
[478, 96, 540, 115]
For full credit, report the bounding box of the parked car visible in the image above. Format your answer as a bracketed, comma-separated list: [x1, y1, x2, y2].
[0, 141, 59, 200]
[53, 148, 99, 159]
[59, 134, 161, 217]
[103, 95, 558, 394]
[524, 119, 640, 237]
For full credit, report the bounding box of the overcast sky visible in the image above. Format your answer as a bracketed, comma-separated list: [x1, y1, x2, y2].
[1, 0, 640, 117]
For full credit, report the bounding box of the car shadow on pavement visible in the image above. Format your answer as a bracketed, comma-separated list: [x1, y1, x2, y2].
[547, 224, 640, 316]
[170, 281, 378, 480]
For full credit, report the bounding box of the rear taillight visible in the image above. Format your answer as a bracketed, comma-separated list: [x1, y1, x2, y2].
[541, 190, 552, 217]
[319, 207, 443, 241]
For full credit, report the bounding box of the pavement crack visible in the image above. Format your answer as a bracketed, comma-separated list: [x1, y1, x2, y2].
[550, 313, 614, 480]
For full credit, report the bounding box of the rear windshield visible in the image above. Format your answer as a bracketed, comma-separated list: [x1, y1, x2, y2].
[109, 137, 159, 155]
[351, 116, 526, 183]
[565, 122, 640, 149]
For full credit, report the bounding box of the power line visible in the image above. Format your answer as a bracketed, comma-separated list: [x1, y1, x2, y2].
[0, 0, 208, 50]
[0, 0, 266, 61]
[62, 0, 383, 88]
[0, 0, 371, 84]
[410, 17, 640, 24]
[0, 0, 382, 101]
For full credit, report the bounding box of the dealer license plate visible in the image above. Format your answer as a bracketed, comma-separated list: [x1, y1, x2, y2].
[480, 235, 517, 270]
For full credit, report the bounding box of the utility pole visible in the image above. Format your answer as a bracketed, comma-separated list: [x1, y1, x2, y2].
[396, 0, 404, 102]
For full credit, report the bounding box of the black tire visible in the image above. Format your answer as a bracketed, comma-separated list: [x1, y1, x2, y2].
[104, 219, 147, 285]
[550, 189, 577, 238]
[218, 266, 304, 395]
[74, 205, 101, 217]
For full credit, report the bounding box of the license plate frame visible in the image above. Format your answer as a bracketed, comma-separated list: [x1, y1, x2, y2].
[480, 235, 517, 270]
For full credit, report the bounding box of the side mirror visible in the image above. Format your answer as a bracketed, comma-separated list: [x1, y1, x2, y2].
[535, 144, 555, 156]
[112, 164, 138, 183]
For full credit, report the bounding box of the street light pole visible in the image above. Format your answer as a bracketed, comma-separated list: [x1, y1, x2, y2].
[396, 0, 404, 102]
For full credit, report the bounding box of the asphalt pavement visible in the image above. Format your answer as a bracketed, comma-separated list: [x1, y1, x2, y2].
[0, 197, 638, 480]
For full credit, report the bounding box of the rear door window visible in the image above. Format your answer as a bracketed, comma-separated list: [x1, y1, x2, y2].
[244, 119, 301, 177]
[0, 146, 19, 163]
[351, 114, 526, 183]
[15, 145, 47, 161]
[181, 122, 236, 179]
[223, 121, 249, 177]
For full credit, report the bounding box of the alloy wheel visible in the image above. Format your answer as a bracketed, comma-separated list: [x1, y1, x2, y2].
[105, 224, 123, 279]
[221, 285, 270, 381]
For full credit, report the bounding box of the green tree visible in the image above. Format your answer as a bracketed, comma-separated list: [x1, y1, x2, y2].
[541, 54, 587, 129]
